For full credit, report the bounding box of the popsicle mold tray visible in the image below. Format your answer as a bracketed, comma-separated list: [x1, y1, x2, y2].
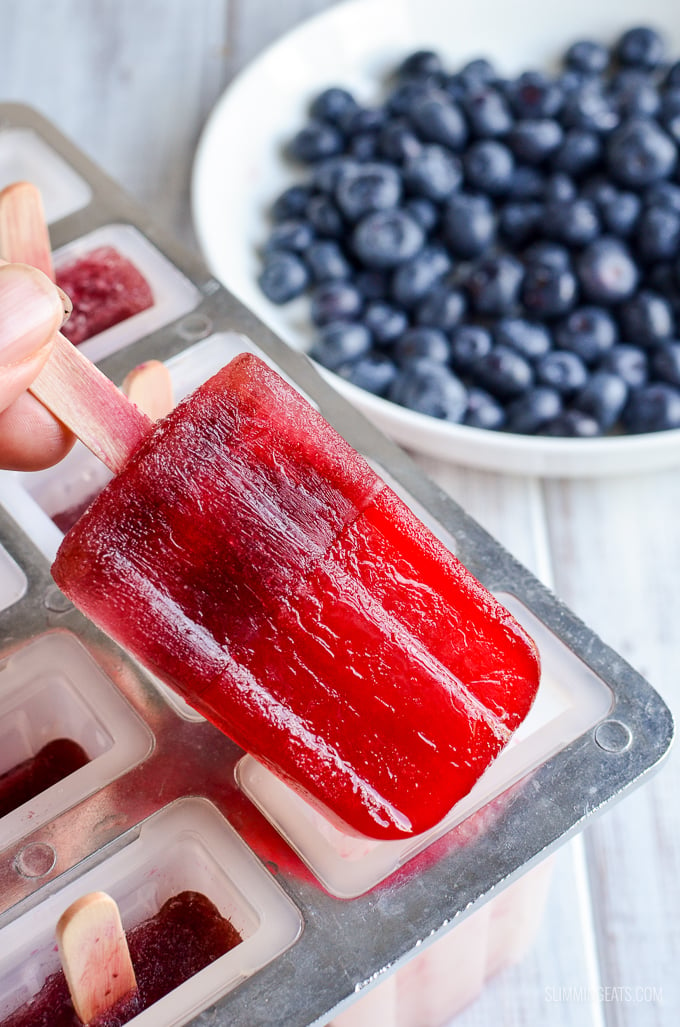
[0, 104, 673, 1027]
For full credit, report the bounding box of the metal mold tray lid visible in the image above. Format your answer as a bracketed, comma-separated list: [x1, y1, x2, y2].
[0, 103, 674, 1027]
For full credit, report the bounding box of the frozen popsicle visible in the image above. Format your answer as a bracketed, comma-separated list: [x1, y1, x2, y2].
[51, 353, 540, 839]
[1, 891, 241, 1027]
[2, 181, 541, 840]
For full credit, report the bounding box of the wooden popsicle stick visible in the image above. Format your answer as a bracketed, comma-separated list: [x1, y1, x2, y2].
[56, 891, 138, 1024]
[0, 180, 153, 473]
[122, 360, 174, 421]
[0, 181, 54, 279]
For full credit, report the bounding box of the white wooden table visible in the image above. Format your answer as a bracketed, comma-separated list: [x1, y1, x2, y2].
[0, 2, 677, 1025]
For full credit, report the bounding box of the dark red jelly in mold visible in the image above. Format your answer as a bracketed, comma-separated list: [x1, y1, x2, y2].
[0, 739, 90, 818]
[1, 891, 242, 1026]
[56, 246, 153, 346]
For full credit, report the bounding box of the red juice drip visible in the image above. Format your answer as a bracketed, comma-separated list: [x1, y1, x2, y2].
[1, 891, 242, 1027]
[56, 246, 153, 346]
[0, 739, 90, 818]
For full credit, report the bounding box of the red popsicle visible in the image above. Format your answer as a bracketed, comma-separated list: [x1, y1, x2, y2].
[52, 353, 540, 839]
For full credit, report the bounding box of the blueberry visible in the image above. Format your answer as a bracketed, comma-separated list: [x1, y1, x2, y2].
[362, 302, 408, 345]
[396, 50, 445, 81]
[599, 344, 649, 389]
[606, 118, 677, 188]
[258, 251, 309, 303]
[651, 341, 680, 385]
[565, 40, 609, 75]
[271, 184, 314, 221]
[562, 81, 619, 133]
[609, 69, 661, 119]
[522, 241, 571, 269]
[576, 237, 639, 304]
[539, 409, 601, 436]
[335, 163, 402, 220]
[666, 61, 680, 88]
[305, 240, 351, 282]
[505, 386, 563, 433]
[310, 87, 359, 124]
[388, 362, 467, 421]
[461, 87, 514, 137]
[415, 284, 466, 331]
[347, 131, 378, 161]
[442, 192, 496, 258]
[543, 172, 577, 202]
[466, 254, 525, 315]
[404, 197, 439, 232]
[535, 350, 589, 394]
[623, 382, 680, 432]
[409, 92, 468, 150]
[521, 261, 578, 318]
[542, 198, 600, 247]
[336, 352, 398, 395]
[554, 305, 618, 363]
[458, 58, 498, 89]
[551, 129, 602, 176]
[449, 324, 493, 370]
[312, 156, 356, 194]
[463, 140, 515, 195]
[353, 269, 389, 300]
[659, 87, 680, 143]
[402, 144, 463, 201]
[498, 201, 543, 246]
[644, 181, 680, 212]
[616, 26, 666, 70]
[386, 81, 434, 117]
[594, 187, 640, 238]
[305, 195, 345, 238]
[618, 290, 675, 345]
[263, 219, 315, 255]
[310, 321, 372, 370]
[310, 281, 363, 324]
[507, 118, 564, 164]
[352, 209, 425, 267]
[378, 119, 423, 163]
[341, 106, 386, 136]
[572, 371, 628, 429]
[506, 165, 546, 199]
[464, 387, 506, 429]
[636, 204, 680, 262]
[472, 344, 534, 398]
[391, 245, 451, 307]
[288, 120, 345, 163]
[393, 326, 450, 365]
[494, 316, 552, 358]
[506, 71, 564, 119]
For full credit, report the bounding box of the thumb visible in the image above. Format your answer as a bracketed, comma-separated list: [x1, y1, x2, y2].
[0, 263, 67, 413]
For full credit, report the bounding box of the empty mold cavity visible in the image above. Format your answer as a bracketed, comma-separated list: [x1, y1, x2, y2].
[237, 596, 613, 897]
[0, 632, 152, 849]
[0, 127, 92, 221]
[0, 547, 26, 613]
[53, 224, 201, 362]
[0, 798, 302, 1026]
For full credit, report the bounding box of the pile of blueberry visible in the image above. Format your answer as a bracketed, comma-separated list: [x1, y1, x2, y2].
[258, 26, 680, 437]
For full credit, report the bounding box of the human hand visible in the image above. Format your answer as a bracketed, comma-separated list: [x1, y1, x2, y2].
[0, 261, 74, 470]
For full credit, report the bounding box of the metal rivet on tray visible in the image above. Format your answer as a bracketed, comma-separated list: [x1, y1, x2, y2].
[176, 313, 213, 341]
[594, 719, 633, 753]
[43, 585, 73, 613]
[14, 842, 57, 878]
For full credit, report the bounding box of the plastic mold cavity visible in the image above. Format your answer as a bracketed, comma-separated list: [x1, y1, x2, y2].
[0, 798, 302, 1026]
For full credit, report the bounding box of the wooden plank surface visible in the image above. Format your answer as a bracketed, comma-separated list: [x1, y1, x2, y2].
[1, 2, 677, 1025]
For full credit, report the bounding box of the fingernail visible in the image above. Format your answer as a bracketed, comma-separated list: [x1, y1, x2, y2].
[57, 286, 73, 325]
[0, 264, 64, 364]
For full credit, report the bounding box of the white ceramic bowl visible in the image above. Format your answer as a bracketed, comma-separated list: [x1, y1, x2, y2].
[192, 0, 680, 476]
